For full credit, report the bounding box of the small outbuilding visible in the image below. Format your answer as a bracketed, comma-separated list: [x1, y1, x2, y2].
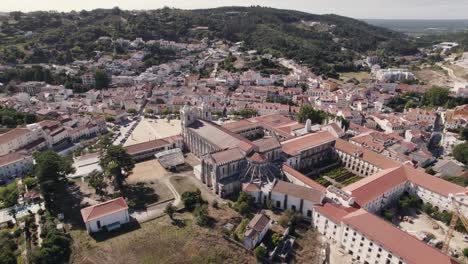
[80, 197, 130, 233]
[243, 213, 271, 250]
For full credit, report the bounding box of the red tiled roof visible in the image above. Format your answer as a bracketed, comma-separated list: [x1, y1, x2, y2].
[343, 166, 407, 206]
[81, 197, 128, 222]
[282, 165, 326, 192]
[272, 180, 323, 203]
[342, 209, 458, 264]
[281, 131, 335, 156]
[0, 128, 31, 145]
[404, 165, 466, 196]
[343, 164, 467, 207]
[124, 138, 171, 155]
[243, 182, 261, 192]
[209, 148, 245, 165]
[247, 152, 266, 162]
[314, 203, 357, 224]
[335, 138, 400, 169]
[0, 151, 31, 166]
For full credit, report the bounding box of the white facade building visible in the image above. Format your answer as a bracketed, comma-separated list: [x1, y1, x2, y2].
[81, 197, 130, 233]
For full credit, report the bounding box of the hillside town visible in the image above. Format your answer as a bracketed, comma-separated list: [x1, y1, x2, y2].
[0, 33, 467, 263]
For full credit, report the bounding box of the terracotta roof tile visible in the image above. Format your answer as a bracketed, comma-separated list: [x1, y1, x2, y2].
[272, 180, 323, 203]
[282, 165, 326, 191]
[281, 131, 335, 156]
[335, 138, 400, 169]
[80, 197, 128, 222]
[343, 209, 458, 264]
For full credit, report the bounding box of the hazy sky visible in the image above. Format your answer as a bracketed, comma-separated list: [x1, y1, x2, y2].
[1, 0, 468, 19]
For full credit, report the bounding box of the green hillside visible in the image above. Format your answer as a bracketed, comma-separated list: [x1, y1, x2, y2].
[0, 6, 418, 73]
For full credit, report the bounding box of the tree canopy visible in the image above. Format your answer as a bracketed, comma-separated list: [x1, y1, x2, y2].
[297, 104, 328, 124]
[34, 151, 75, 210]
[453, 142, 468, 166]
[99, 145, 135, 192]
[0, 7, 417, 72]
[422, 86, 450, 107]
[94, 69, 109, 89]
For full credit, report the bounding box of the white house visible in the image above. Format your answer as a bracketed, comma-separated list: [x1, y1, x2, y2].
[243, 213, 271, 250]
[80, 197, 130, 233]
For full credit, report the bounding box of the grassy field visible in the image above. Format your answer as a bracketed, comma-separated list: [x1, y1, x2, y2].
[70, 211, 254, 264]
[334, 71, 370, 84]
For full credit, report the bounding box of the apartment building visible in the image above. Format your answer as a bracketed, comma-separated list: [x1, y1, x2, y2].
[0, 128, 39, 156]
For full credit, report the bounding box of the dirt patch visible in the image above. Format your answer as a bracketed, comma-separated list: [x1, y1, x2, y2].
[415, 68, 452, 87]
[170, 175, 198, 195]
[292, 225, 321, 263]
[71, 212, 254, 264]
[127, 160, 167, 184]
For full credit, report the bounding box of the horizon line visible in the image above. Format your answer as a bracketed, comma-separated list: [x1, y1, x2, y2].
[0, 6, 468, 20]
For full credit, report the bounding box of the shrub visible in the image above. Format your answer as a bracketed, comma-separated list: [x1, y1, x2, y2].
[193, 204, 210, 227]
[271, 233, 282, 248]
[164, 204, 176, 220]
[278, 209, 301, 227]
[254, 245, 267, 260]
[212, 200, 218, 209]
[181, 189, 203, 211]
[233, 192, 255, 216]
[23, 176, 38, 189]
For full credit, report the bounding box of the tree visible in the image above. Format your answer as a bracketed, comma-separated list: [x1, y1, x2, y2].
[271, 233, 282, 248]
[34, 151, 75, 210]
[254, 245, 267, 260]
[161, 108, 170, 116]
[97, 134, 113, 150]
[279, 209, 297, 227]
[2, 116, 16, 128]
[38, 229, 72, 264]
[463, 248, 468, 258]
[422, 203, 434, 215]
[422, 87, 450, 107]
[181, 189, 204, 211]
[297, 104, 327, 124]
[144, 108, 154, 114]
[383, 209, 394, 222]
[425, 167, 436, 175]
[238, 109, 257, 118]
[87, 171, 107, 196]
[234, 192, 255, 216]
[453, 142, 468, 165]
[127, 108, 137, 115]
[0, 230, 17, 264]
[164, 203, 176, 220]
[0, 181, 18, 208]
[23, 176, 38, 189]
[99, 145, 135, 192]
[94, 69, 109, 89]
[105, 116, 115, 122]
[193, 204, 210, 227]
[460, 127, 468, 141]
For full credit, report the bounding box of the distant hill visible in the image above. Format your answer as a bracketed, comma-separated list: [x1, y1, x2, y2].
[0, 7, 418, 74]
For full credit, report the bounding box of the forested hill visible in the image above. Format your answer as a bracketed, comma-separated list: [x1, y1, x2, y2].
[0, 6, 417, 70]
